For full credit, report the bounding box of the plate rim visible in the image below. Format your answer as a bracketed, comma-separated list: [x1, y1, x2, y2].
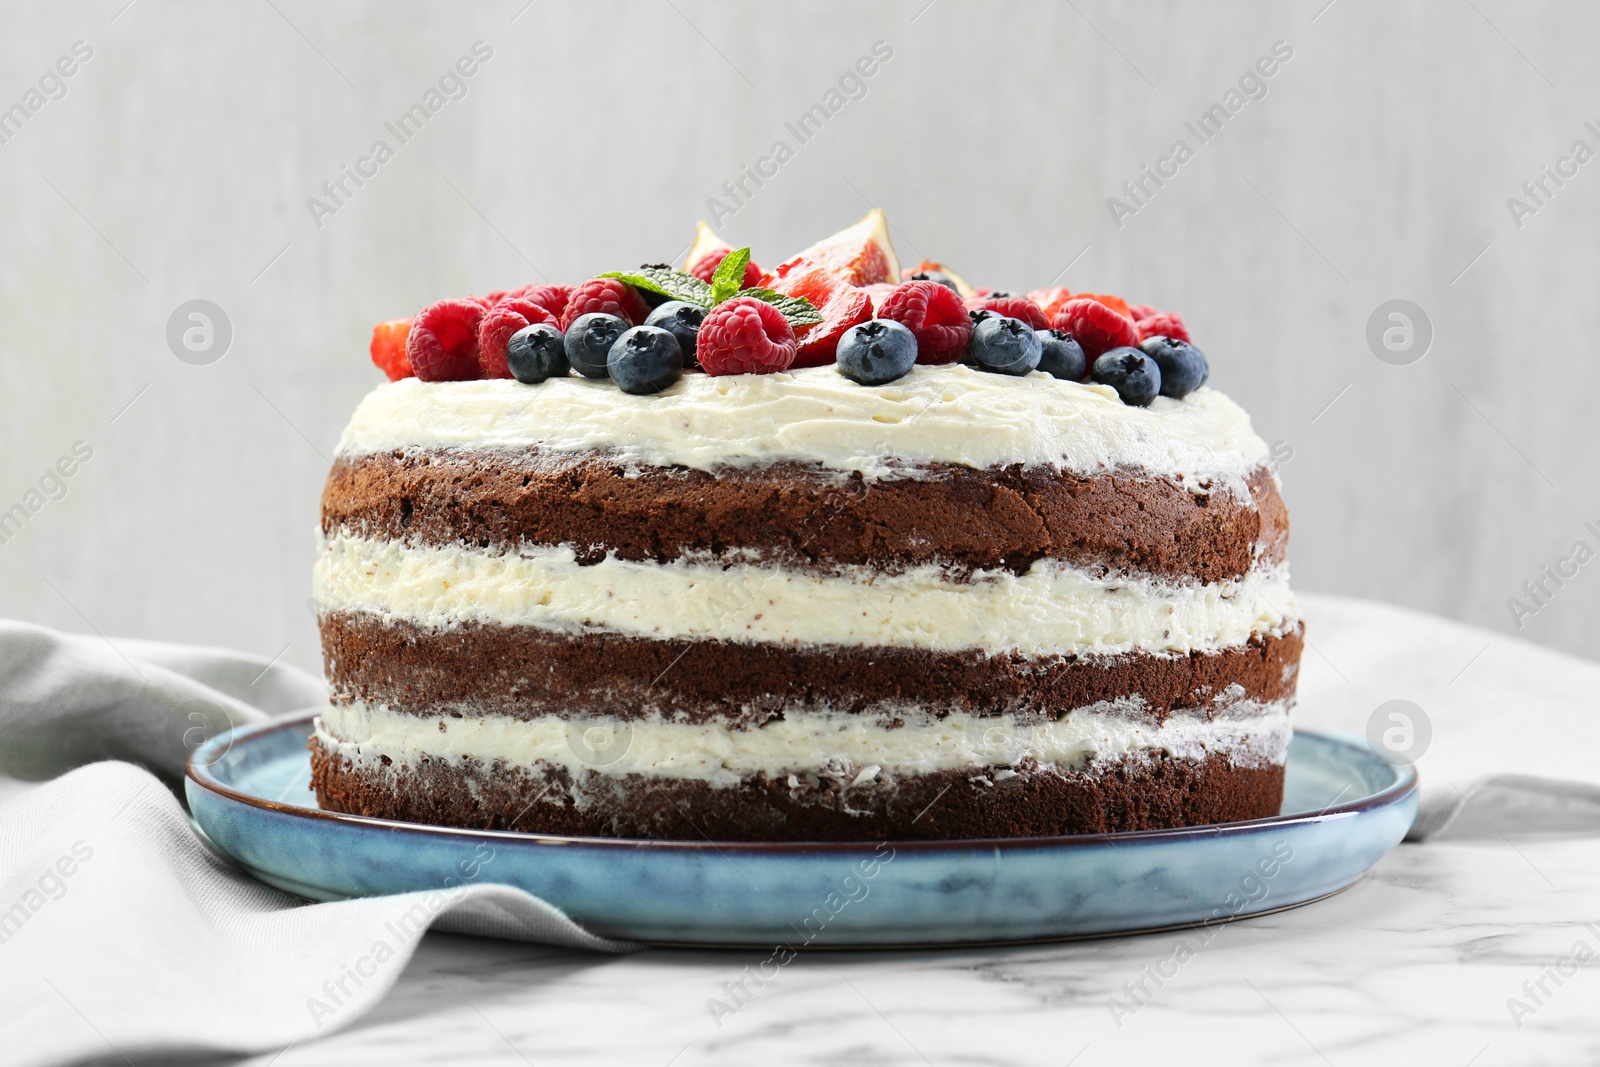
[187, 712, 1419, 855]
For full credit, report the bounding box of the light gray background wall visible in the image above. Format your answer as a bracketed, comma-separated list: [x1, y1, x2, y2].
[1, 0, 1595, 675]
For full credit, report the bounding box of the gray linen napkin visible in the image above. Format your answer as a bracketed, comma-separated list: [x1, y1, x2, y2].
[0, 620, 633, 1067]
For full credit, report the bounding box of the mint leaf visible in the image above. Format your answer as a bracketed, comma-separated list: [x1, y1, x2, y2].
[710, 247, 751, 304]
[738, 287, 824, 329]
[598, 267, 712, 307]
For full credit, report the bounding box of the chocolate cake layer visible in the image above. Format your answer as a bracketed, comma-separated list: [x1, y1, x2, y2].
[310, 741, 1285, 841]
[321, 450, 1287, 583]
[320, 611, 1302, 726]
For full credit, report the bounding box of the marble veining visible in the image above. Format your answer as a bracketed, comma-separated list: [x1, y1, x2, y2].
[219, 832, 1600, 1066]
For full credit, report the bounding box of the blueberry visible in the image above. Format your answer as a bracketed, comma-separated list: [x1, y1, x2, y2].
[985, 290, 1019, 300]
[908, 270, 959, 294]
[1092, 347, 1162, 406]
[1036, 329, 1086, 381]
[564, 312, 628, 378]
[644, 300, 706, 363]
[1139, 336, 1209, 398]
[506, 322, 568, 384]
[607, 325, 683, 395]
[836, 319, 918, 385]
[967, 315, 1042, 376]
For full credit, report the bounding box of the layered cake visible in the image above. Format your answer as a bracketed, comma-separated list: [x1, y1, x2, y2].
[311, 212, 1302, 841]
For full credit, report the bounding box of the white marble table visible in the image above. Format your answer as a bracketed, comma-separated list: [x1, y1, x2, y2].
[231, 824, 1600, 1067]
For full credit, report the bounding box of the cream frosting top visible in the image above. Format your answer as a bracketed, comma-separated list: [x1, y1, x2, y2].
[336, 364, 1271, 488]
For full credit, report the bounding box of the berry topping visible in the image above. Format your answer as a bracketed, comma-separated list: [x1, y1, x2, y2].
[688, 249, 763, 289]
[771, 209, 899, 287]
[1074, 292, 1134, 320]
[767, 262, 872, 367]
[901, 260, 974, 297]
[564, 312, 629, 378]
[861, 282, 896, 314]
[559, 278, 650, 331]
[521, 284, 574, 321]
[608, 325, 685, 395]
[972, 296, 1047, 331]
[1027, 287, 1074, 322]
[1140, 336, 1209, 398]
[1135, 311, 1190, 343]
[369, 318, 414, 381]
[968, 316, 1043, 376]
[1036, 329, 1087, 381]
[506, 323, 568, 384]
[795, 288, 873, 368]
[878, 281, 972, 365]
[477, 298, 556, 379]
[1092, 347, 1161, 406]
[837, 319, 918, 385]
[1051, 298, 1139, 360]
[904, 269, 959, 294]
[644, 300, 707, 364]
[696, 296, 797, 376]
[407, 299, 486, 381]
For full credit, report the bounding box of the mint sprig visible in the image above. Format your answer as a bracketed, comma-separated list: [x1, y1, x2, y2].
[710, 247, 750, 304]
[601, 248, 823, 330]
[735, 288, 824, 327]
[598, 267, 712, 306]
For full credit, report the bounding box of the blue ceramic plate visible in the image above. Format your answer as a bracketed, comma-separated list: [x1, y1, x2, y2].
[186, 715, 1416, 947]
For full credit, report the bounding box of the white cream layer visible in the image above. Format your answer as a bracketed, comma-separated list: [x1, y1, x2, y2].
[316, 701, 1292, 787]
[336, 366, 1271, 492]
[314, 531, 1299, 656]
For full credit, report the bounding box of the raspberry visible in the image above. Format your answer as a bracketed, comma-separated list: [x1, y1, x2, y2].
[1051, 298, 1139, 360]
[559, 278, 650, 331]
[1135, 311, 1190, 343]
[407, 299, 486, 381]
[697, 297, 797, 375]
[688, 250, 764, 289]
[521, 284, 573, 321]
[1075, 292, 1134, 320]
[478, 298, 557, 378]
[369, 318, 414, 381]
[975, 296, 1048, 331]
[878, 281, 972, 364]
[1127, 303, 1158, 322]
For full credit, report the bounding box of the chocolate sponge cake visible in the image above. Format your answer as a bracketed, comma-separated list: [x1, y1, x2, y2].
[310, 363, 1301, 841]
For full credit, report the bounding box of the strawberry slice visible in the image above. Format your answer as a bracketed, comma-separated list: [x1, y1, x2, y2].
[369, 318, 414, 381]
